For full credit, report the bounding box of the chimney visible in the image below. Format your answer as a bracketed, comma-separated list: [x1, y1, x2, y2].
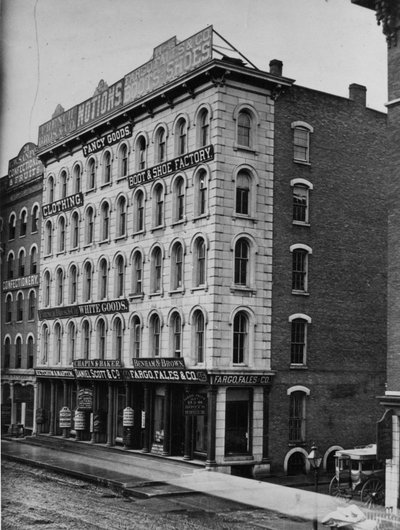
[349, 83, 367, 106]
[269, 59, 283, 77]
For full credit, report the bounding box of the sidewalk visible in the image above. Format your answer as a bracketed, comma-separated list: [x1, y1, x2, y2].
[2, 435, 343, 526]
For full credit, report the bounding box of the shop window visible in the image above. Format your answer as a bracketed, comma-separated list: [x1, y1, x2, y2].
[150, 314, 161, 356]
[291, 122, 313, 163]
[225, 388, 252, 455]
[20, 210, 27, 237]
[151, 247, 162, 294]
[30, 247, 38, 274]
[170, 312, 182, 358]
[99, 258, 108, 300]
[83, 262, 93, 302]
[131, 251, 143, 295]
[8, 213, 16, 240]
[194, 169, 207, 217]
[18, 249, 25, 276]
[15, 337, 22, 368]
[69, 265, 78, 304]
[27, 336, 34, 368]
[131, 315, 141, 358]
[16, 293, 23, 321]
[97, 318, 107, 359]
[103, 151, 112, 184]
[60, 171, 67, 199]
[67, 322, 76, 363]
[233, 311, 248, 364]
[43, 271, 51, 307]
[54, 323, 62, 364]
[288, 391, 307, 443]
[171, 242, 183, 291]
[5, 295, 12, 323]
[31, 205, 39, 233]
[56, 268, 64, 305]
[28, 291, 36, 320]
[119, 143, 128, 178]
[71, 211, 80, 249]
[4, 338, 11, 368]
[193, 310, 205, 363]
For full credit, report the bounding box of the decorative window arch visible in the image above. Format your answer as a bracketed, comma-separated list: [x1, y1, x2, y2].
[194, 104, 212, 147]
[290, 178, 313, 224]
[291, 121, 314, 163]
[20, 208, 28, 237]
[130, 313, 142, 358]
[87, 157, 97, 190]
[233, 104, 259, 150]
[171, 174, 186, 223]
[193, 166, 209, 218]
[288, 313, 311, 365]
[284, 448, 310, 475]
[118, 142, 129, 178]
[102, 150, 112, 185]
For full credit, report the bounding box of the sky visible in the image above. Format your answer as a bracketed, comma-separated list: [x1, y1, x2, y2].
[0, 0, 386, 177]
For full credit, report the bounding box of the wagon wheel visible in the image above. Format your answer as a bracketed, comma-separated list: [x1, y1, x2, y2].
[329, 477, 348, 498]
[360, 478, 385, 507]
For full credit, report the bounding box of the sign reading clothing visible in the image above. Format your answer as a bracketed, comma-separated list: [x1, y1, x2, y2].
[128, 145, 214, 189]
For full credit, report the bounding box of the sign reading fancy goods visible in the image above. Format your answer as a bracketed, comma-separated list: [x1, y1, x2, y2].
[128, 145, 214, 189]
[82, 125, 132, 157]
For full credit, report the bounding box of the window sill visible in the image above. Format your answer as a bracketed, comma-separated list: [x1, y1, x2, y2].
[151, 225, 165, 232]
[99, 239, 110, 246]
[132, 229, 145, 237]
[232, 214, 257, 224]
[230, 285, 256, 295]
[83, 244, 95, 250]
[224, 455, 254, 462]
[293, 160, 311, 166]
[233, 144, 257, 155]
[149, 291, 163, 298]
[56, 251, 67, 257]
[192, 213, 209, 222]
[290, 364, 308, 370]
[129, 293, 144, 301]
[172, 218, 187, 227]
[190, 285, 208, 293]
[69, 246, 80, 253]
[116, 176, 127, 183]
[291, 290, 309, 297]
[169, 288, 185, 296]
[292, 221, 310, 227]
[288, 442, 306, 447]
[100, 182, 112, 189]
[85, 188, 97, 195]
[114, 235, 127, 242]
[19, 234, 26, 239]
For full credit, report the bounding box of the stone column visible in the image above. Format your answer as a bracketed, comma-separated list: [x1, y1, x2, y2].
[162, 386, 171, 456]
[106, 383, 113, 447]
[49, 380, 55, 435]
[32, 382, 38, 436]
[9, 382, 16, 426]
[142, 384, 150, 453]
[206, 386, 217, 467]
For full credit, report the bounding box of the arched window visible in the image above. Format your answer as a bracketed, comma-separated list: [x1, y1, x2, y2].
[85, 207, 94, 245]
[4, 338, 11, 368]
[16, 292, 24, 321]
[100, 202, 110, 241]
[6, 294, 12, 322]
[43, 271, 51, 307]
[31, 205, 39, 233]
[60, 170, 67, 199]
[170, 312, 182, 358]
[132, 251, 143, 295]
[289, 314, 311, 365]
[194, 169, 207, 217]
[173, 176, 185, 222]
[198, 108, 210, 147]
[131, 315, 141, 358]
[73, 165, 81, 193]
[193, 237, 206, 287]
[156, 127, 166, 163]
[116, 196, 127, 237]
[153, 183, 164, 227]
[150, 314, 161, 357]
[99, 258, 108, 299]
[45, 220, 52, 255]
[42, 324, 49, 363]
[115, 255, 125, 297]
[113, 317, 123, 360]
[171, 242, 183, 290]
[83, 262, 93, 302]
[237, 111, 251, 147]
[8, 213, 16, 240]
[58, 217, 66, 252]
[27, 336, 34, 368]
[97, 318, 107, 359]
[69, 265, 78, 304]
[28, 291, 36, 320]
[82, 320, 90, 359]
[18, 249, 25, 276]
[15, 337, 22, 368]
[71, 211, 79, 249]
[291, 122, 313, 163]
[234, 238, 249, 286]
[289, 391, 307, 443]
[103, 151, 112, 184]
[88, 158, 96, 190]
[193, 310, 205, 363]
[7, 252, 14, 279]
[30, 246, 37, 274]
[235, 170, 250, 215]
[67, 322, 76, 363]
[133, 190, 144, 233]
[151, 247, 162, 293]
[119, 144, 128, 178]
[176, 119, 187, 155]
[47, 176, 54, 203]
[54, 322, 62, 363]
[233, 311, 248, 364]
[137, 136, 146, 170]
[20, 210, 27, 237]
[56, 268, 64, 305]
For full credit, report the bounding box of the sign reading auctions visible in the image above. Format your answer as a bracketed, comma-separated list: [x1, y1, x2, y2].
[128, 145, 214, 189]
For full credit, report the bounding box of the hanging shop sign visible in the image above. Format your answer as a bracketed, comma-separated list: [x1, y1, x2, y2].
[35, 369, 75, 378]
[77, 388, 94, 410]
[128, 145, 214, 189]
[3, 274, 39, 292]
[74, 410, 86, 430]
[123, 26, 212, 106]
[123, 368, 208, 384]
[123, 407, 135, 427]
[131, 358, 186, 370]
[73, 359, 122, 368]
[38, 107, 78, 149]
[42, 192, 83, 218]
[184, 393, 208, 415]
[59, 406, 72, 428]
[75, 368, 123, 381]
[210, 374, 273, 386]
[82, 124, 133, 157]
[8, 142, 43, 187]
[38, 299, 129, 320]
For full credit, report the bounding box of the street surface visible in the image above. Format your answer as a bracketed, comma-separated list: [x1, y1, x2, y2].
[1, 460, 311, 529]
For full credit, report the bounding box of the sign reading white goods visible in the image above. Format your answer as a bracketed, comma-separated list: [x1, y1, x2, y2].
[8, 142, 43, 187]
[82, 124, 132, 157]
[123, 26, 212, 105]
[3, 274, 39, 292]
[42, 192, 83, 218]
[128, 145, 214, 189]
[38, 299, 129, 320]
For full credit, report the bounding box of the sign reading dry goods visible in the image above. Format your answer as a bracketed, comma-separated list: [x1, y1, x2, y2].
[128, 145, 214, 188]
[82, 124, 133, 157]
[132, 358, 185, 370]
[123, 27, 212, 105]
[210, 374, 272, 385]
[3, 274, 39, 292]
[8, 143, 43, 187]
[42, 192, 83, 218]
[38, 299, 129, 320]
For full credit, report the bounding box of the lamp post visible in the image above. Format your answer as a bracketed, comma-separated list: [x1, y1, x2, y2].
[308, 443, 322, 530]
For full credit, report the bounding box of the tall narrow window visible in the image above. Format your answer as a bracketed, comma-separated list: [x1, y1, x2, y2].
[117, 197, 127, 237]
[28, 291, 36, 320]
[73, 165, 81, 193]
[55, 323, 62, 364]
[292, 123, 313, 163]
[119, 144, 128, 178]
[42, 324, 49, 363]
[88, 158, 96, 189]
[292, 249, 308, 292]
[289, 391, 306, 443]
[199, 109, 209, 147]
[17, 293, 24, 321]
[137, 136, 146, 170]
[151, 247, 162, 293]
[67, 322, 76, 363]
[99, 259, 108, 299]
[18, 249, 25, 276]
[15, 337, 22, 368]
[82, 320, 90, 359]
[7, 253, 14, 279]
[176, 119, 187, 155]
[293, 185, 309, 223]
[194, 310, 205, 363]
[290, 318, 308, 365]
[30, 247, 38, 274]
[20, 210, 27, 237]
[60, 171, 67, 199]
[153, 184, 164, 227]
[101, 202, 110, 241]
[156, 128, 166, 163]
[171, 242, 183, 290]
[56, 268, 64, 305]
[235, 171, 250, 215]
[86, 207, 94, 245]
[115, 255, 124, 297]
[150, 314, 161, 357]
[69, 265, 78, 303]
[237, 111, 251, 147]
[131, 315, 141, 358]
[173, 177, 185, 222]
[134, 190, 144, 232]
[132, 251, 143, 295]
[194, 238, 206, 287]
[58, 217, 66, 252]
[43, 271, 51, 307]
[27, 336, 34, 368]
[9, 214, 16, 240]
[233, 312, 248, 364]
[6, 295, 12, 323]
[4, 338, 11, 368]
[45, 220, 52, 254]
[195, 170, 207, 217]
[71, 212, 79, 249]
[171, 312, 182, 357]
[114, 318, 123, 360]
[234, 238, 249, 286]
[103, 151, 111, 184]
[97, 319, 107, 359]
[47, 177, 54, 203]
[31, 205, 39, 233]
[83, 262, 93, 302]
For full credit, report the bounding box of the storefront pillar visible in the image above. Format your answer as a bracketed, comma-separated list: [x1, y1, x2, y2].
[125, 382, 131, 407]
[162, 386, 171, 456]
[75, 382, 81, 441]
[90, 383, 96, 443]
[49, 380, 55, 435]
[106, 383, 113, 447]
[263, 386, 270, 460]
[183, 386, 193, 460]
[206, 386, 217, 467]
[32, 382, 38, 436]
[142, 384, 150, 453]
[9, 382, 16, 426]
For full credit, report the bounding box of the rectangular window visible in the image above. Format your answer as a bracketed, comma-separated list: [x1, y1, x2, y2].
[292, 251, 307, 292]
[289, 393, 306, 442]
[293, 186, 308, 223]
[291, 320, 306, 364]
[293, 128, 309, 162]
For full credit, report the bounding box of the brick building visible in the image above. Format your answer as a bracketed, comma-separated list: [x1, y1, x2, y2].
[31, 27, 386, 477]
[0, 143, 43, 435]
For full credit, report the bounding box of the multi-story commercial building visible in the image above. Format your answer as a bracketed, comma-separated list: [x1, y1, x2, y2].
[1, 143, 43, 435]
[33, 27, 386, 477]
[353, 0, 400, 512]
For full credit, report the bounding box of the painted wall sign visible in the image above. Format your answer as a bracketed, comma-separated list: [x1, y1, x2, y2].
[75, 368, 123, 381]
[210, 374, 272, 386]
[131, 358, 186, 370]
[8, 142, 43, 187]
[38, 299, 129, 320]
[184, 393, 208, 415]
[123, 26, 212, 105]
[42, 192, 83, 218]
[82, 125, 133, 157]
[128, 145, 214, 189]
[38, 107, 78, 149]
[35, 369, 75, 378]
[77, 80, 124, 129]
[73, 359, 122, 368]
[3, 274, 39, 292]
[123, 368, 208, 384]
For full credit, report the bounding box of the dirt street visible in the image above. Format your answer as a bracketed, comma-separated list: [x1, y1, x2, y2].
[1, 460, 306, 529]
